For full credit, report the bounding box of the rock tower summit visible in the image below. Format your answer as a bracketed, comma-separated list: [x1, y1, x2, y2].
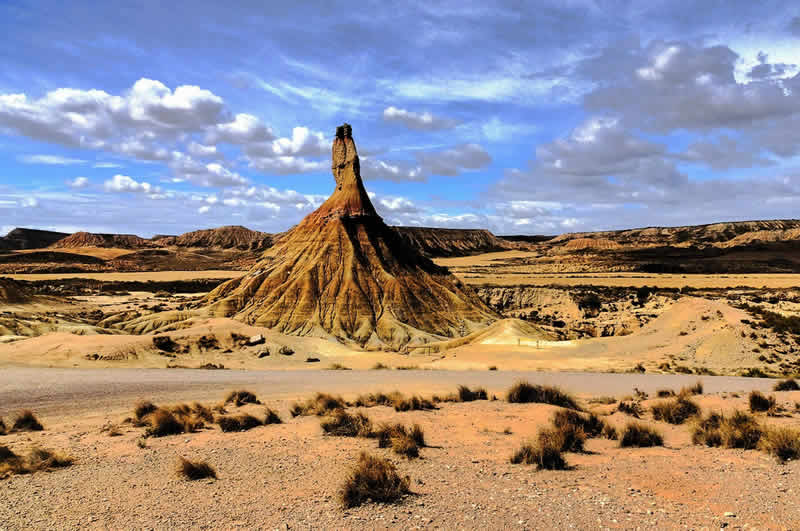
[204, 124, 496, 349]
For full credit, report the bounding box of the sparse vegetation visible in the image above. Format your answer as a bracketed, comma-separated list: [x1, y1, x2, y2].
[619, 422, 663, 447]
[327, 363, 351, 370]
[510, 437, 568, 470]
[177, 457, 217, 480]
[650, 396, 700, 424]
[1, 445, 73, 477]
[146, 408, 198, 437]
[506, 381, 580, 410]
[456, 385, 488, 402]
[749, 391, 776, 413]
[759, 427, 800, 462]
[691, 410, 763, 449]
[656, 389, 675, 398]
[774, 378, 800, 391]
[393, 395, 436, 412]
[370, 362, 389, 370]
[224, 390, 260, 406]
[290, 393, 347, 417]
[264, 408, 282, 425]
[617, 400, 643, 418]
[681, 381, 704, 395]
[278, 346, 294, 356]
[217, 413, 263, 432]
[339, 452, 411, 508]
[552, 409, 615, 440]
[320, 410, 373, 437]
[11, 410, 43, 432]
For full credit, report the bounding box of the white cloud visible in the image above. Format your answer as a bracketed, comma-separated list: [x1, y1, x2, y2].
[93, 161, 123, 168]
[187, 141, 219, 159]
[67, 176, 89, 189]
[19, 197, 39, 208]
[18, 154, 86, 165]
[382, 106, 458, 131]
[103, 174, 155, 193]
[269, 127, 328, 157]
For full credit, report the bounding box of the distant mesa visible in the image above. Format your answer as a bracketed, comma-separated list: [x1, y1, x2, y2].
[51, 231, 151, 249]
[0, 228, 69, 251]
[155, 225, 272, 251]
[203, 123, 497, 348]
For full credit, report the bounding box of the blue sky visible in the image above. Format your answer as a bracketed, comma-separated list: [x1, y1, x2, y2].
[3, 1, 800, 237]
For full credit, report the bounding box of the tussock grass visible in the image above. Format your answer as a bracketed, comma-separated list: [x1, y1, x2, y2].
[133, 400, 157, 424]
[327, 363, 351, 370]
[759, 427, 800, 462]
[691, 410, 763, 449]
[353, 391, 403, 408]
[393, 395, 436, 412]
[656, 389, 675, 398]
[340, 452, 411, 508]
[217, 414, 263, 432]
[0, 445, 73, 477]
[373, 422, 426, 458]
[650, 396, 700, 424]
[457, 385, 488, 402]
[774, 379, 800, 391]
[588, 396, 617, 405]
[506, 381, 580, 410]
[370, 362, 389, 370]
[177, 457, 217, 480]
[540, 424, 585, 453]
[510, 438, 567, 470]
[224, 390, 260, 407]
[680, 381, 704, 396]
[264, 408, 282, 425]
[145, 408, 199, 437]
[619, 422, 664, 447]
[320, 411, 373, 437]
[616, 401, 643, 418]
[290, 393, 347, 417]
[12, 410, 43, 432]
[749, 391, 776, 413]
[391, 433, 419, 458]
[552, 410, 616, 440]
[0, 418, 6, 435]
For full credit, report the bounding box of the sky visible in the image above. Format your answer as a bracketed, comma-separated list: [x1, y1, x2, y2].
[3, 1, 800, 237]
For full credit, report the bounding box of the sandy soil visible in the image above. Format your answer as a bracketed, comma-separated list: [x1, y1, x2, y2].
[5, 270, 244, 282]
[1, 370, 798, 529]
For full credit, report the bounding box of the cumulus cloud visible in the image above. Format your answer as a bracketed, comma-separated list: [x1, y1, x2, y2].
[382, 106, 458, 131]
[103, 174, 156, 193]
[67, 176, 89, 189]
[208, 113, 274, 144]
[187, 141, 219, 159]
[416, 143, 491, 176]
[18, 154, 86, 165]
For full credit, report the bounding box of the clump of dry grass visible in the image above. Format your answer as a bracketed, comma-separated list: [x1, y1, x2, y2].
[0, 418, 7, 435]
[650, 396, 700, 424]
[588, 396, 617, 405]
[1, 445, 73, 477]
[691, 410, 763, 449]
[320, 411, 373, 437]
[217, 413, 263, 432]
[327, 363, 351, 370]
[759, 427, 800, 462]
[457, 385, 488, 402]
[224, 390, 260, 407]
[616, 400, 643, 418]
[177, 457, 217, 480]
[656, 389, 675, 398]
[552, 410, 616, 440]
[11, 410, 43, 432]
[290, 393, 348, 417]
[340, 452, 411, 508]
[619, 422, 664, 447]
[749, 391, 776, 413]
[680, 381, 704, 396]
[506, 381, 580, 410]
[133, 400, 157, 424]
[353, 391, 402, 408]
[372, 422, 426, 458]
[264, 408, 282, 425]
[774, 379, 800, 392]
[510, 437, 568, 470]
[145, 408, 198, 437]
[391, 433, 419, 458]
[370, 362, 389, 370]
[393, 395, 436, 412]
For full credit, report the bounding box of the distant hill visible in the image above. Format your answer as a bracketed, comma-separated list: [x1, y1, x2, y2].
[392, 227, 518, 257]
[0, 228, 69, 250]
[51, 231, 151, 249]
[155, 225, 273, 250]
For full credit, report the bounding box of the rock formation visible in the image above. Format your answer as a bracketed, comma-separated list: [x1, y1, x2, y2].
[154, 226, 272, 250]
[0, 277, 31, 304]
[51, 232, 151, 249]
[204, 124, 496, 348]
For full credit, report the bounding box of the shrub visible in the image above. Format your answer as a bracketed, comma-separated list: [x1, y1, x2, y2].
[408, 424, 425, 447]
[656, 389, 675, 398]
[177, 457, 217, 480]
[320, 411, 373, 437]
[393, 395, 436, 412]
[774, 379, 800, 391]
[146, 409, 191, 437]
[651, 396, 700, 424]
[681, 381, 704, 395]
[224, 390, 260, 406]
[749, 391, 776, 413]
[509, 438, 567, 470]
[340, 452, 411, 508]
[290, 393, 347, 417]
[693, 410, 764, 449]
[391, 433, 420, 459]
[264, 408, 282, 425]
[619, 422, 663, 447]
[759, 427, 800, 462]
[133, 400, 157, 424]
[506, 381, 580, 410]
[457, 385, 488, 402]
[12, 410, 43, 432]
[217, 414, 263, 432]
[617, 401, 643, 418]
[24, 447, 73, 472]
[540, 424, 585, 453]
[488, 365, 498, 371]
[601, 423, 619, 440]
[691, 412, 724, 446]
[353, 391, 402, 408]
[551, 410, 610, 439]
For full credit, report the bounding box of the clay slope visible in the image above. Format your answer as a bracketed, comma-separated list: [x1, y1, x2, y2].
[393, 227, 517, 257]
[52, 231, 151, 249]
[158, 225, 272, 250]
[204, 124, 496, 348]
[0, 277, 31, 304]
[0, 228, 69, 250]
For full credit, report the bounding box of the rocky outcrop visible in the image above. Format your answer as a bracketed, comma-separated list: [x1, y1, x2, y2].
[392, 227, 517, 257]
[0, 277, 31, 304]
[204, 124, 497, 349]
[52, 231, 151, 249]
[156, 226, 272, 250]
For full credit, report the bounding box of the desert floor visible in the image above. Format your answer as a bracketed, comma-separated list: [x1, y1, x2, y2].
[1, 369, 799, 529]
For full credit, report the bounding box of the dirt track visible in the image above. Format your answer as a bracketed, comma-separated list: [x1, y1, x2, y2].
[0, 368, 777, 420]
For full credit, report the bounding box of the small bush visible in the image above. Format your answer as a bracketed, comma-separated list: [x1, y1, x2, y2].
[506, 381, 580, 410]
[133, 400, 157, 423]
[264, 408, 282, 425]
[681, 381, 704, 395]
[224, 390, 260, 407]
[393, 395, 436, 412]
[353, 391, 402, 408]
[340, 452, 411, 508]
[457, 385, 488, 402]
[12, 410, 43, 432]
[552, 410, 610, 439]
[749, 391, 776, 413]
[278, 346, 294, 356]
[774, 379, 800, 391]
[177, 457, 217, 480]
[320, 411, 373, 437]
[146, 409, 191, 437]
[409, 424, 425, 447]
[693, 410, 764, 449]
[656, 389, 675, 398]
[759, 427, 800, 462]
[691, 412, 723, 447]
[651, 396, 700, 424]
[391, 433, 419, 459]
[510, 438, 567, 470]
[374, 423, 408, 448]
[217, 414, 263, 432]
[488, 365, 498, 371]
[617, 401, 643, 418]
[601, 423, 619, 440]
[619, 422, 663, 447]
[1, 446, 73, 477]
[540, 424, 585, 453]
[290, 393, 347, 417]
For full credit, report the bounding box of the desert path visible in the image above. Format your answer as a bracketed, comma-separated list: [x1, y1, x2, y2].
[0, 367, 777, 420]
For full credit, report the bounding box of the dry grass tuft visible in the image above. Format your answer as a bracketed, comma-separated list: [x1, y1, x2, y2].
[370, 362, 389, 370]
[650, 396, 700, 424]
[327, 363, 351, 370]
[145, 409, 192, 437]
[552, 409, 616, 440]
[12, 410, 43, 432]
[759, 427, 800, 462]
[133, 400, 157, 424]
[457, 385, 488, 402]
[510, 438, 568, 470]
[506, 381, 580, 410]
[340, 452, 411, 508]
[391, 433, 420, 459]
[1, 445, 73, 477]
[774, 379, 800, 391]
[224, 390, 260, 407]
[290, 393, 348, 417]
[217, 414, 263, 432]
[264, 408, 282, 425]
[619, 422, 664, 447]
[680, 381, 704, 396]
[749, 391, 776, 413]
[616, 401, 643, 418]
[320, 411, 373, 437]
[409, 424, 425, 447]
[393, 395, 436, 412]
[656, 389, 675, 398]
[691, 410, 763, 449]
[177, 457, 217, 480]
[353, 391, 402, 408]
[0, 418, 6, 436]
